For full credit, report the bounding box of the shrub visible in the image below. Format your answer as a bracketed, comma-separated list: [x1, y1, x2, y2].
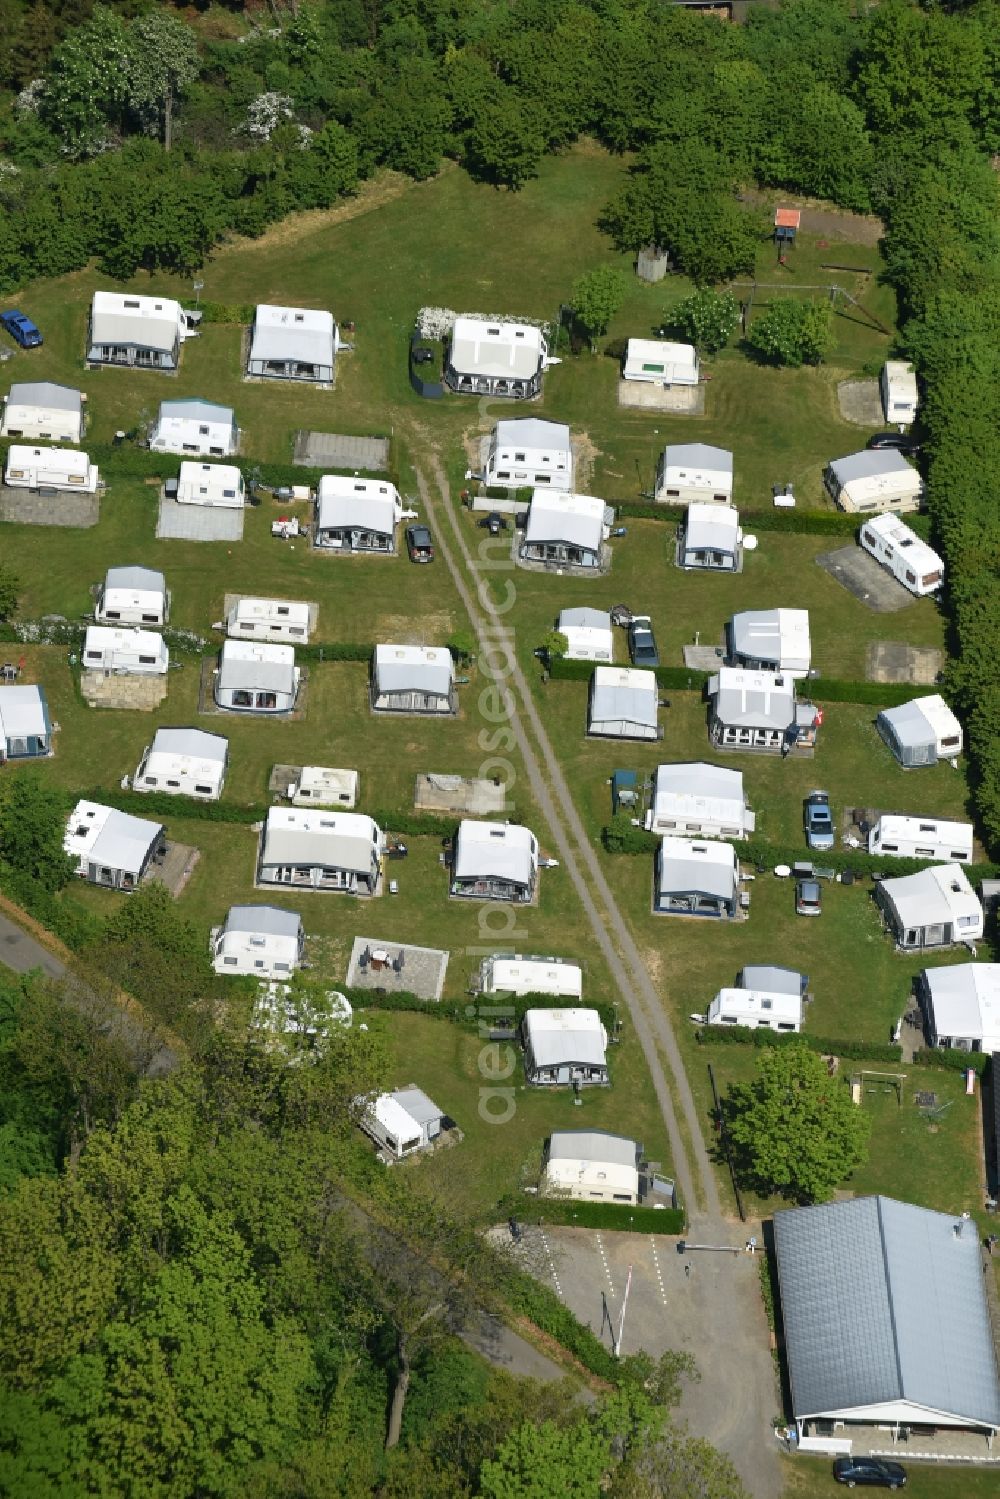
[694, 1025, 903, 1064]
[912, 1048, 990, 1076]
[505, 1196, 685, 1235]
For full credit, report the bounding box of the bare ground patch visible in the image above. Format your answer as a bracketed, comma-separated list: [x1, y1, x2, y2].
[376, 610, 454, 642]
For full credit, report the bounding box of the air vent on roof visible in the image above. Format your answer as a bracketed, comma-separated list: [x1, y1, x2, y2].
[489, 829, 504, 838]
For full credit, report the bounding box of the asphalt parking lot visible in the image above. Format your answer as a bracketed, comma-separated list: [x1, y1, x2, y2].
[513, 1224, 783, 1498]
[816, 545, 914, 612]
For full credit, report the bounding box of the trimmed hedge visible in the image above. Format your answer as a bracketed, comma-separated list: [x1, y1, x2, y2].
[694, 1025, 903, 1063]
[347, 986, 618, 1035]
[508, 1196, 685, 1235]
[0, 874, 103, 953]
[500, 1269, 619, 1382]
[912, 1048, 990, 1077]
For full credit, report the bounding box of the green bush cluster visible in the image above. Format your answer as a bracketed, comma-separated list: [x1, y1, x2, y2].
[500, 1270, 619, 1382]
[181, 300, 255, 325]
[505, 1196, 685, 1236]
[912, 1048, 990, 1078]
[694, 1025, 903, 1065]
[0, 874, 103, 953]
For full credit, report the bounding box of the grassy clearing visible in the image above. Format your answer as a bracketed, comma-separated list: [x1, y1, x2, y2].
[783, 1457, 1000, 1499]
[361, 1009, 670, 1220]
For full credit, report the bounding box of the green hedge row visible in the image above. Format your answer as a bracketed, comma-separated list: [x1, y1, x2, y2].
[0, 873, 103, 954]
[80, 787, 460, 840]
[614, 500, 860, 535]
[500, 1268, 619, 1382]
[694, 1025, 903, 1064]
[505, 1195, 685, 1235]
[912, 1048, 990, 1077]
[348, 986, 618, 1034]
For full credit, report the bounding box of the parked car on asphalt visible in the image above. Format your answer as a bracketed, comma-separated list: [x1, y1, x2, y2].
[628, 615, 659, 668]
[795, 878, 822, 917]
[866, 431, 919, 455]
[405, 524, 434, 563]
[804, 790, 835, 851]
[0, 309, 42, 348]
[833, 1455, 906, 1489]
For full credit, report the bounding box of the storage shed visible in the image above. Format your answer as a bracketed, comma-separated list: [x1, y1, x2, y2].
[877, 695, 962, 768]
[371, 644, 455, 715]
[824, 449, 923, 515]
[655, 443, 733, 505]
[587, 666, 659, 740]
[176, 462, 245, 508]
[82, 626, 168, 676]
[247, 305, 337, 383]
[96, 566, 168, 627]
[133, 727, 229, 801]
[149, 399, 238, 458]
[678, 503, 742, 571]
[227, 597, 311, 644]
[4, 445, 99, 493]
[1, 381, 84, 444]
[215, 640, 300, 715]
[774, 1196, 1000, 1446]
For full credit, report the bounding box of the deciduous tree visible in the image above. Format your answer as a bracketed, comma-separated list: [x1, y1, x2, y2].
[571, 266, 628, 345]
[745, 297, 834, 367]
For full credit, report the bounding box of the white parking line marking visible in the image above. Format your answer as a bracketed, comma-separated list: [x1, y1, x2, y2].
[595, 1232, 615, 1295]
[538, 1229, 563, 1298]
[650, 1239, 668, 1306]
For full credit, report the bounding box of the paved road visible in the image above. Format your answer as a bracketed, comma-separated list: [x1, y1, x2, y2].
[415, 453, 783, 1497]
[0, 908, 178, 1077]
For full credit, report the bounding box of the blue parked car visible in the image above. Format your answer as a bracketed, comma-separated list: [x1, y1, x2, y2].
[0, 310, 43, 348]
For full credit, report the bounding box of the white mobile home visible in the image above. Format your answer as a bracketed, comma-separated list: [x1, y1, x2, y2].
[82, 626, 168, 676]
[176, 461, 245, 508]
[96, 566, 168, 627]
[587, 667, 659, 741]
[4, 445, 98, 493]
[556, 608, 613, 662]
[859, 513, 943, 596]
[520, 491, 610, 570]
[215, 640, 300, 715]
[371, 644, 455, 715]
[258, 808, 383, 894]
[727, 608, 811, 680]
[679, 502, 742, 571]
[1, 382, 84, 444]
[450, 820, 538, 903]
[133, 727, 229, 801]
[646, 762, 755, 840]
[212, 905, 304, 979]
[877, 694, 962, 768]
[0, 684, 52, 763]
[522, 1008, 609, 1087]
[446, 316, 549, 399]
[314, 475, 401, 553]
[876, 863, 983, 950]
[227, 597, 311, 644]
[708, 667, 820, 755]
[868, 814, 974, 865]
[483, 419, 573, 492]
[704, 985, 802, 1032]
[655, 837, 739, 919]
[824, 449, 923, 515]
[149, 399, 238, 458]
[247, 305, 337, 383]
[64, 799, 163, 891]
[881, 360, 918, 427]
[542, 1131, 640, 1203]
[920, 963, 1000, 1055]
[479, 954, 583, 1000]
[87, 290, 191, 371]
[655, 443, 733, 506]
[286, 767, 359, 809]
[623, 339, 698, 386]
[360, 1087, 444, 1159]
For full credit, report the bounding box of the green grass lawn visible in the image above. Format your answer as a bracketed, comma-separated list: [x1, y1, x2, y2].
[783, 1456, 1000, 1499]
[360, 1009, 671, 1221]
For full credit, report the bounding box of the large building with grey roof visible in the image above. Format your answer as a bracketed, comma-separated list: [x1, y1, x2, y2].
[774, 1195, 1000, 1444]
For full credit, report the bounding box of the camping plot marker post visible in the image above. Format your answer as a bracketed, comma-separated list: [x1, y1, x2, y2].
[614, 1263, 633, 1358]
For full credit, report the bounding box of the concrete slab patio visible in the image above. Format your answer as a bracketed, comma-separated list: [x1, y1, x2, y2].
[0, 487, 99, 527]
[617, 381, 705, 414]
[816, 545, 916, 613]
[866, 640, 944, 685]
[293, 431, 390, 470]
[346, 937, 449, 999]
[157, 496, 245, 542]
[414, 773, 508, 817]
